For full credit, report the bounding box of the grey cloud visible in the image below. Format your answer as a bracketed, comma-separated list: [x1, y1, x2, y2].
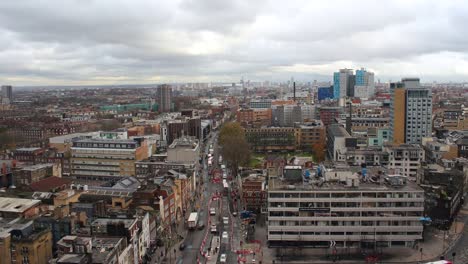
[1, 0, 468, 85]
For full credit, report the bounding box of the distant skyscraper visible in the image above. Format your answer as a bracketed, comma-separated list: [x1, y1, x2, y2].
[389, 78, 432, 145]
[157, 84, 172, 113]
[354, 68, 375, 98]
[1, 85, 12, 104]
[333, 69, 354, 99]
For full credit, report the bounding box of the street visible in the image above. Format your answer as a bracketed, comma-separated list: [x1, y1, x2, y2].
[175, 131, 243, 264]
[445, 197, 468, 264]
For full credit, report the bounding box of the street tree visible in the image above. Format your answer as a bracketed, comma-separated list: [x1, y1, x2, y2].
[312, 143, 326, 163]
[218, 122, 250, 177]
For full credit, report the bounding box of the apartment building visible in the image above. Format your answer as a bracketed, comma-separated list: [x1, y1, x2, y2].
[267, 170, 424, 249]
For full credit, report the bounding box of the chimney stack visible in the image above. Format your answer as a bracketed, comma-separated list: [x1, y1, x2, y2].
[293, 82, 296, 102]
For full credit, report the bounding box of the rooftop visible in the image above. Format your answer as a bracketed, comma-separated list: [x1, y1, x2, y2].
[57, 254, 88, 264]
[30, 176, 72, 192]
[269, 176, 423, 192]
[271, 165, 422, 192]
[15, 147, 42, 152]
[21, 163, 53, 171]
[92, 218, 137, 229]
[327, 124, 351, 138]
[74, 138, 137, 145]
[0, 197, 41, 213]
[169, 136, 199, 149]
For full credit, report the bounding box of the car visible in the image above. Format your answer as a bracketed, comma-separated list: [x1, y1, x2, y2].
[252, 259, 256, 263]
[179, 243, 186, 251]
[210, 224, 217, 233]
[223, 217, 229, 225]
[210, 207, 216, 215]
[222, 231, 228, 241]
[197, 220, 205, 230]
[220, 254, 227, 263]
[232, 211, 238, 217]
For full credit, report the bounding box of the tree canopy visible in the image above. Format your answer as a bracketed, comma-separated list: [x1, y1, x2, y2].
[218, 122, 250, 177]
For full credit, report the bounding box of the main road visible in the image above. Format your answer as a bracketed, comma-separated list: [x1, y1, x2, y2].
[179, 131, 241, 264]
[445, 196, 468, 264]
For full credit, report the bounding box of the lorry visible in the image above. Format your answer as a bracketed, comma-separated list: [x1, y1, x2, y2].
[188, 212, 199, 230]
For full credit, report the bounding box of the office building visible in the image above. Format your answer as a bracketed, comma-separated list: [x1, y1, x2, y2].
[245, 127, 296, 152]
[1, 85, 12, 104]
[70, 137, 150, 182]
[295, 121, 326, 152]
[267, 169, 424, 248]
[249, 99, 272, 109]
[389, 78, 432, 145]
[354, 68, 375, 98]
[272, 105, 302, 127]
[157, 84, 172, 112]
[333, 69, 354, 99]
[237, 108, 272, 128]
[317, 86, 334, 101]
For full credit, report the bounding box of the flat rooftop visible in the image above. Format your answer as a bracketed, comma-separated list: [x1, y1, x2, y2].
[327, 124, 350, 138]
[92, 218, 136, 228]
[0, 197, 41, 213]
[21, 163, 53, 171]
[15, 147, 41, 152]
[269, 178, 422, 192]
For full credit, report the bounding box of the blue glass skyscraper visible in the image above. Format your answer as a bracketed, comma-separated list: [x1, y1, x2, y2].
[333, 72, 340, 99]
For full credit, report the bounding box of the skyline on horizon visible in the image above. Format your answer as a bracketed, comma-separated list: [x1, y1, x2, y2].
[2, 1, 468, 86]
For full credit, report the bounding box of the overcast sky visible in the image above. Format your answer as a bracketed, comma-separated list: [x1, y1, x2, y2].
[1, 0, 468, 86]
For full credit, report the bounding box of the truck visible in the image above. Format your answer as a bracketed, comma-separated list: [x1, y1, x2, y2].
[188, 212, 198, 230]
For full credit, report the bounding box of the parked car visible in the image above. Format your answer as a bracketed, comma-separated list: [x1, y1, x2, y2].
[223, 217, 229, 225]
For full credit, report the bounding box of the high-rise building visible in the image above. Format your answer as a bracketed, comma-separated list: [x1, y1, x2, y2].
[333, 69, 354, 99]
[1, 85, 12, 104]
[389, 78, 432, 145]
[157, 84, 172, 112]
[354, 68, 375, 98]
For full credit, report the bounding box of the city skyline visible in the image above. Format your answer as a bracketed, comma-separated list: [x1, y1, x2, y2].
[1, 1, 468, 86]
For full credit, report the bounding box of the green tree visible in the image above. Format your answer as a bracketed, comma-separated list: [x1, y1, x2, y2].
[219, 122, 250, 177]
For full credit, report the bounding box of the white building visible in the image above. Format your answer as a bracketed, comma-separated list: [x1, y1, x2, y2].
[267, 171, 424, 249]
[167, 136, 200, 164]
[385, 144, 424, 179]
